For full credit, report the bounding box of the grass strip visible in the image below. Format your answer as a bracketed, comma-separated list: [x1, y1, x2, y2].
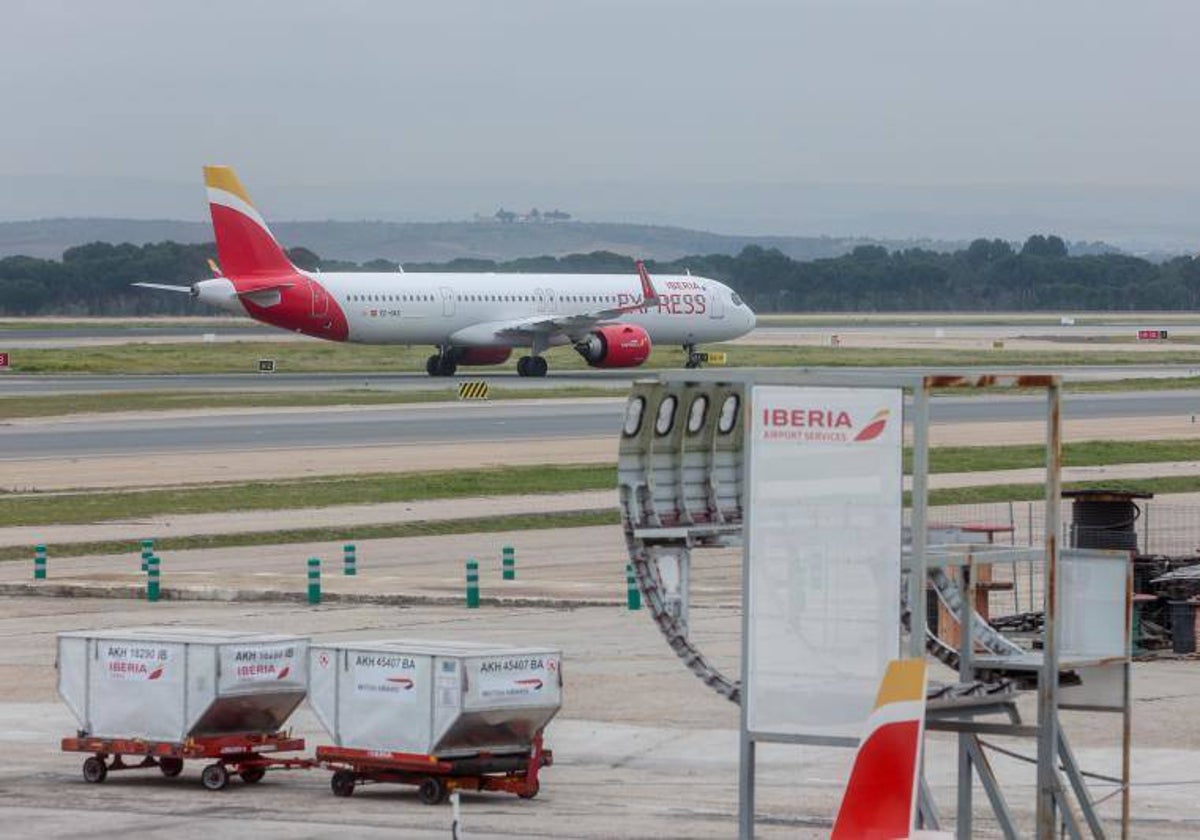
[917, 439, 1200, 474]
[0, 464, 616, 527]
[927, 475, 1200, 507]
[0, 509, 621, 562]
[4, 473, 1198, 564]
[6, 439, 1200, 524]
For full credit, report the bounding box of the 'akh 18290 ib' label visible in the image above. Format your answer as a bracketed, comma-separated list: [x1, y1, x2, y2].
[102, 644, 174, 682]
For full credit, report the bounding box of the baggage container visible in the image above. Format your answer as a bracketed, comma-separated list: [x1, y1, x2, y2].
[309, 639, 562, 757]
[58, 627, 308, 743]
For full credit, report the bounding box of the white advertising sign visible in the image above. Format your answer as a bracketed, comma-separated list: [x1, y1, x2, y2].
[352, 651, 420, 703]
[746, 385, 903, 739]
[476, 655, 558, 700]
[102, 642, 176, 682]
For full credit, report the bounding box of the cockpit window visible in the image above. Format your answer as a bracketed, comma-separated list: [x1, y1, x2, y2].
[731, 293, 743, 306]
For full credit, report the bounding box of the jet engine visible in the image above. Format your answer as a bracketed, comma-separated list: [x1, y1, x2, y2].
[455, 347, 513, 366]
[573, 324, 652, 368]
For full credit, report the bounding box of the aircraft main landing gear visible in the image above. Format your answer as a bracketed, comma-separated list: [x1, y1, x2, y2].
[516, 355, 548, 377]
[683, 344, 703, 369]
[425, 351, 458, 377]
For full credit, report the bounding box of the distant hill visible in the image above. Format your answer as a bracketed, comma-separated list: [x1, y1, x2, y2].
[0, 218, 969, 263]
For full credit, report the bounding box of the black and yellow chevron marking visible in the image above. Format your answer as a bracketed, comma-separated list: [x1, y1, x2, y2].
[458, 380, 490, 400]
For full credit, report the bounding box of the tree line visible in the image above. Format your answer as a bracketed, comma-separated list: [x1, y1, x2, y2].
[2, 235, 1199, 316]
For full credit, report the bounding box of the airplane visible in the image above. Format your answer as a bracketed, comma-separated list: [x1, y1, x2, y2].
[830, 658, 950, 839]
[135, 166, 757, 377]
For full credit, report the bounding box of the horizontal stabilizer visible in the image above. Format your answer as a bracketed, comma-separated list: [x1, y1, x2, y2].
[236, 282, 294, 308]
[132, 282, 193, 294]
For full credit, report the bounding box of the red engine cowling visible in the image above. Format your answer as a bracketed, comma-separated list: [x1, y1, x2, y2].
[573, 324, 652, 368]
[456, 347, 513, 366]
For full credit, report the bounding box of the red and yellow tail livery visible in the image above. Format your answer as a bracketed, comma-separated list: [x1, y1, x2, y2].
[831, 659, 933, 840]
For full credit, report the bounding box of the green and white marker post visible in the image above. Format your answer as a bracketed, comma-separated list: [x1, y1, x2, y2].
[308, 557, 321, 605]
[141, 539, 154, 573]
[146, 555, 160, 602]
[34, 544, 47, 580]
[502, 545, 515, 581]
[466, 559, 480, 608]
[626, 563, 641, 611]
[343, 543, 357, 576]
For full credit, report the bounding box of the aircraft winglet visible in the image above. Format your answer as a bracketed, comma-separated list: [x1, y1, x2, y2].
[831, 659, 931, 840]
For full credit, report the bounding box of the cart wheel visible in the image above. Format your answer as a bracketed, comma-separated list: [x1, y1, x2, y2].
[240, 766, 266, 785]
[518, 780, 540, 800]
[417, 776, 447, 805]
[158, 757, 184, 778]
[330, 769, 356, 798]
[200, 762, 229, 791]
[82, 756, 107, 784]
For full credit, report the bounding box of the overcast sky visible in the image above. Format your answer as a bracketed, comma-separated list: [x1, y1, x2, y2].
[3, 1, 1199, 246]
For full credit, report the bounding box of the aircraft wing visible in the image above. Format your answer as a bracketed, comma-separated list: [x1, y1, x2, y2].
[448, 260, 661, 346]
[132, 282, 193, 293]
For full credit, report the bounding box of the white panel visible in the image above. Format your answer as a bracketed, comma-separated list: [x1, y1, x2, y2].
[307, 647, 340, 742]
[746, 386, 903, 739]
[1061, 553, 1127, 660]
[87, 639, 186, 741]
[431, 657, 465, 747]
[336, 650, 434, 753]
[463, 653, 562, 710]
[57, 637, 89, 730]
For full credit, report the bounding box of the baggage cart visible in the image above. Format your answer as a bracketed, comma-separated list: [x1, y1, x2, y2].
[316, 732, 551, 803]
[61, 731, 309, 790]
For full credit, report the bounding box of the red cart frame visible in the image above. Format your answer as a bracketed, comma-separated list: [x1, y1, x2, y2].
[62, 731, 309, 791]
[315, 732, 551, 804]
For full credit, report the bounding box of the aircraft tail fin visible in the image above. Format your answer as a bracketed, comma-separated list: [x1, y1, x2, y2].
[830, 659, 929, 840]
[634, 259, 661, 308]
[203, 165, 297, 278]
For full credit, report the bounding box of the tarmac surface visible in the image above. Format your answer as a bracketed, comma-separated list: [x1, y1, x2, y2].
[7, 390, 1200, 462]
[1, 579, 1196, 837]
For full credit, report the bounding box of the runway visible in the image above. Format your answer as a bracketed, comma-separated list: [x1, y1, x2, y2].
[4, 390, 1200, 460]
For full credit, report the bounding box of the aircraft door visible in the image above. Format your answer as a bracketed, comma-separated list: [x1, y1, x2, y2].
[309, 279, 329, 318]
[440, 287, 455, 317]
[708, 288, 725, 319]
[546, 288, 557, 313]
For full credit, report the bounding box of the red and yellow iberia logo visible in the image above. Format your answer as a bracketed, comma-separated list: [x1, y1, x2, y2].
[853, 408, 890, 442]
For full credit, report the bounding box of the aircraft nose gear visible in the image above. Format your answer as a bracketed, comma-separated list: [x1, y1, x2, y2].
[683, 344, 703, 369]
[516, 355, 548, 377]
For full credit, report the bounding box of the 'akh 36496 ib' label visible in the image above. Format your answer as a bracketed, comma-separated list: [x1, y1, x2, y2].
[229, 645, 298, 682]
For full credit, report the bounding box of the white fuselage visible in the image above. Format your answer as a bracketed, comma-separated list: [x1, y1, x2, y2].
[307, 271, 754, 347]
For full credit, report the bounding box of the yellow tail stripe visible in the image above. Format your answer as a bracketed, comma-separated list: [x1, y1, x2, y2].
[873, 659, 926, 710]
[203, 165, 254, 207]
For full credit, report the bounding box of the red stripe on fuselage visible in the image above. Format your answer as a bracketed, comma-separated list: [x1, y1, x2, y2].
[210, 203, 295, 277]
[234, 275, 350, 342]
